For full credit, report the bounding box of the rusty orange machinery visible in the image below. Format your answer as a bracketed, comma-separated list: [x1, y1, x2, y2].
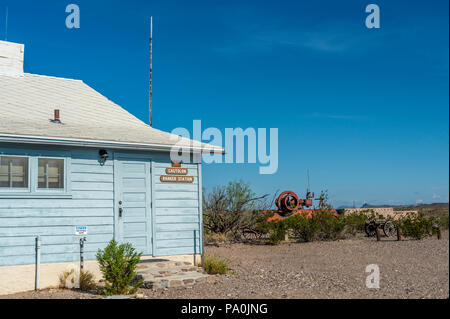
[265, 190, 337, 222]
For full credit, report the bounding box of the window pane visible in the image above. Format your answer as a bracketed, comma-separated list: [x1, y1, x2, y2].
[0, 156, 29, 188]
[38, 158, 64, 189]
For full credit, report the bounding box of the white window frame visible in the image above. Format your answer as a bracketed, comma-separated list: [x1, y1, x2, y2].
[0, 155, 31, 193]
[35, 156, 68, 193]
[0, 151, 71, 199]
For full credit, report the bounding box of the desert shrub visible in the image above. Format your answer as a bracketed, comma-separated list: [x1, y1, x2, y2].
[203, 255, 229, 274]
[258, 219, 287, 245]
[204, 232, 228, 244]
[58, 269, 96, 291]
[436, 215, 449, 230]
[59, 269, 78, 289]
[96, 239, 143, 295]
[399, 212, 436, 240]
[287, 214, 320, 242]
[342, 211, 368, 235]
[202, 180, 269, 239]
[315, 212, 346, 240]
[79, 271, 97, 291]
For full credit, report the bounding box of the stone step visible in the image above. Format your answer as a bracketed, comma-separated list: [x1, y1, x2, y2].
[137, 266, 202, 275]
[140, 272, 211, 290]
[137, 261, 193, 269]
[139, 271, 204, 279]
[136, 260, 210, 290]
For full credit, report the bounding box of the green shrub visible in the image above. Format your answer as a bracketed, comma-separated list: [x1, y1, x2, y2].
[203, 255, 229, 274]
[96, 239, 143, 295]
[436, 215, 449, 230]
[399, 212, 436, 240]
[342, 211, 368, 236]
[315, 212, 345, 240]
[258, 220, 287, 245]
[287, 214, 320, 242]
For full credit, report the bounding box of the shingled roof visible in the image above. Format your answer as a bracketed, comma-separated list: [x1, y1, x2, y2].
[0, 42, 222, 153]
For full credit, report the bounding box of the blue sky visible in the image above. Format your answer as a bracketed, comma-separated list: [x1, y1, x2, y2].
[1, 0, 448, 207]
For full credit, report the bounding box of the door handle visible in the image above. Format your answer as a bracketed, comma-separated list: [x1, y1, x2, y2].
[119, 207, 123, 217]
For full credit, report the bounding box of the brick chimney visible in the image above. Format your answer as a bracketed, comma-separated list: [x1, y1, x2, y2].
[0, 40, 24, 77]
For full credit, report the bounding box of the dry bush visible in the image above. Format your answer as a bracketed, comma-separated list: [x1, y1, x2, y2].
[79, 271, 97, 291]
[202, 255, 229, 274]
[58, 269, 97, 291]
[203, 180, 268, 239]
[204, 232, 228, 244]
[59, 269, 77, 289]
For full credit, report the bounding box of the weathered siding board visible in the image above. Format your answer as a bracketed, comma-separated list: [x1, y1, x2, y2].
[0, 208, 112, 218]
[0, 199, 114, 209]
[155, 183, 198, 192]
[0, 216, 112, 227]
[71, 182, 113, 191]
[0, 252, 99, 267]
[0, 225, 113, 237]
[155, 207, 199, 216]
[155, 200, 199, 208]
[0, 234, 113, 247]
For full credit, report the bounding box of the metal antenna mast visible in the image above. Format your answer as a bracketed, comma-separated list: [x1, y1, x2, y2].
[149, 16, 153, 126]
[4, 7, 8, 41]
[307, 169, 310, 192]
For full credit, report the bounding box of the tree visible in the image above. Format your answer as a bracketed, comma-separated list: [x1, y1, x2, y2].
[316, 190, 333, 211]
[203, 180, 268, 237]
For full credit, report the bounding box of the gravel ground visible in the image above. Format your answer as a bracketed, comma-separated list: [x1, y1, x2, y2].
[2, 232, 448, 299]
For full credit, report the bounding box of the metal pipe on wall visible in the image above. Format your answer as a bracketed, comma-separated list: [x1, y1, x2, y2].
[35, 235, 40, 290]
[80, 237, 86, 272]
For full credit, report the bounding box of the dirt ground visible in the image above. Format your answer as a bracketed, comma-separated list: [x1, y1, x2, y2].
[1, 232, 448, 299]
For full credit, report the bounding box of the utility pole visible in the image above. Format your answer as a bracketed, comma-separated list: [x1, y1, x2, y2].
[149, 16, 153, 126]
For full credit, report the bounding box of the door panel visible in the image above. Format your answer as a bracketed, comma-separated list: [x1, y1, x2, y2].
[114, 154, 152, 255]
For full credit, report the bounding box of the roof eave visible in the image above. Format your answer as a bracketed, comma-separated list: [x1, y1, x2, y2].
[0, 134, 225, 154]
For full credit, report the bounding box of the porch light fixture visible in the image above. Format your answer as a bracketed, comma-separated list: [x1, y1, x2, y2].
[99, 149, 109, 165]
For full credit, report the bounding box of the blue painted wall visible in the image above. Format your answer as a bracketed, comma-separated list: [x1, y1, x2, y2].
[0, 143, 202, 266]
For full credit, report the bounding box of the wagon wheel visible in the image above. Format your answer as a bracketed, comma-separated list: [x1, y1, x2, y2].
[383, 221, 397, 237]
[242, 230, 258, 240]
[365, 221, 377, 237]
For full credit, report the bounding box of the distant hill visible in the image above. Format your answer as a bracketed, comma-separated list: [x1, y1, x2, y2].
[394, 202, 449, 217]
[337, 203, 449, 217]
[361, 203, 392, 208]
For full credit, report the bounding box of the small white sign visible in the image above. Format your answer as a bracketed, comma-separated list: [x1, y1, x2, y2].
[75, 226, 87, 235]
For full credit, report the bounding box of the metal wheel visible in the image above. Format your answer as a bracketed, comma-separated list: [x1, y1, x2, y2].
[365, 221, 377, 237]
[242, 230, 258, 240]
[275, 191, 299, 215]
[383, 221, 397, 237]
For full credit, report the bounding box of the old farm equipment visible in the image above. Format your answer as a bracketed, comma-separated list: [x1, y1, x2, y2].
[260, 190, 339, 225]
[275, 190, 315, 216]
[241, 189, 339, 241]
[365, 219, 397, 237]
